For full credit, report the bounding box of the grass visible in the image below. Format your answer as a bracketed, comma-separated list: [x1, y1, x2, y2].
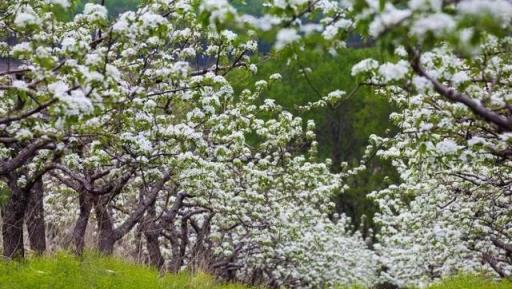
[0, 252, 251, 289]
[427, 274, 512, 289]
[0, 253, 511, 289]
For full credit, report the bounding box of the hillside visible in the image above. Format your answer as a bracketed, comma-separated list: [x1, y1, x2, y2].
[0, 253, 250, 289]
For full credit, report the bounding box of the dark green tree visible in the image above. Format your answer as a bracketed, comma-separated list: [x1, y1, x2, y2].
[230, 47, 398, 238]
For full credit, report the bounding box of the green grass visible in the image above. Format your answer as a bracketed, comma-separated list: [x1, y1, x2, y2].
[1, 253, 511, 289]
[0, 252, 251, 289]
[427, 275, 512, 289]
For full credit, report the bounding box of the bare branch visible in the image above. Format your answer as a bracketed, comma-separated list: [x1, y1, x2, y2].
[113, 171, 172, 241]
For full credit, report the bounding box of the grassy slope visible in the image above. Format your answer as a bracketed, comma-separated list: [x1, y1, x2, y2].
[0, 253, 250, 289]
[0, 253, 511, 289]
[427, 275, 512, 289]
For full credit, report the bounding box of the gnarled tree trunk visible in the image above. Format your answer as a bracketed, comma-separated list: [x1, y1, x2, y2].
[72, 192, 92, 255]
[93, 173, 172, 255]
[144, 204, 164, 269]
[95, 200, 115, 255]
[25, 177, 46, 255]
[2, 173, 28, 259]
[144, 227, 164, 269]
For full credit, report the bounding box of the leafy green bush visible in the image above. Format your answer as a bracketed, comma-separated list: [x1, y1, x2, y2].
[0, 252, 252, 289]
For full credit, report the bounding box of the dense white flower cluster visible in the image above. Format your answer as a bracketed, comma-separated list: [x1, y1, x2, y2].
[236, 0, 512, 287]
[341, 2, 512, 286]
[366, 36, 512, 286]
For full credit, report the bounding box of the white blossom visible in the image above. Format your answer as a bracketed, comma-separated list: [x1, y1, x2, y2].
[14, 6, 40, 28]
[378, 61, 409, 82]
[275, 28, 300, 50]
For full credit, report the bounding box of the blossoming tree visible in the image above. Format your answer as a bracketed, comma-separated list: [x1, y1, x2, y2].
[232, 0, 512, 287]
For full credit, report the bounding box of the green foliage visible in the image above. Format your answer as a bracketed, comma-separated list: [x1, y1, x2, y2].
[229, 47, 398, 235]
[76, 0, 264, 17]
[232, 48, 391, 161]
[230, 0, 265, 16]
[0, 252, 253, 289]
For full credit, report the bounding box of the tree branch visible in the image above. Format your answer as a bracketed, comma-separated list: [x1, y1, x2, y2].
[0, 138, 53, 175]
[408, 48, 512, 131]
[0, 99, 57, 125]
[113, 171, 172, 241]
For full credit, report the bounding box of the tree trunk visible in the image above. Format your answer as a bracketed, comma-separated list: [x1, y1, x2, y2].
[2, 202, 25, 259]
[179, 222, 188, 260]
[72, 192, 92, 255]
[144, 205, 164, 269]
[95, 201, 115, 255]
[145, 228, 164, 269]
[25, 177, 46, 255]
[2, 174, 28, 259]
[168, 223, 182, 272]
[133, 223, 144, 262]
